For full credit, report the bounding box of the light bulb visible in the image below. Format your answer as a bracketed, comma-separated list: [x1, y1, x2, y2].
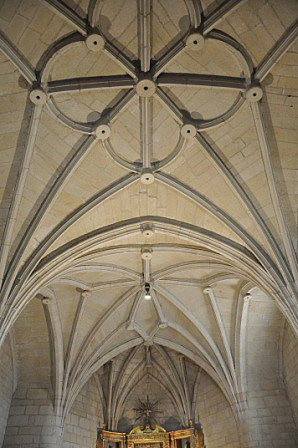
[144, 283, 151, 300]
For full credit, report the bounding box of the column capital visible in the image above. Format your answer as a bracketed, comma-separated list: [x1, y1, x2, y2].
[82, 290, 91, 299]
[243, 293, 252, 303]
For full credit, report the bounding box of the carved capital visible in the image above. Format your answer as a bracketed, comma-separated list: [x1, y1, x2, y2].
[126, 321, 135, 331]
[243, 293, 252, 303]
[158, 320, 168, 329]
[82, 290, 91, 299]
[141, 247, 152, 260]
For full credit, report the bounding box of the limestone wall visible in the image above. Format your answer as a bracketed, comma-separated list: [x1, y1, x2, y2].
[2, 298, 62, 447]
[283, 322, 298, 426]
[0, 335, 14, 446]
[62, 376, 103, 448]
[241, 298, 298, 447]
[1, 295, 297, 448]
[2, 384, 63, 447]
[196, 371, 241, 448]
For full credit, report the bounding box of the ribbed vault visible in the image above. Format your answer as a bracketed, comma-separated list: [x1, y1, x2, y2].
[0, 0, 297, 445]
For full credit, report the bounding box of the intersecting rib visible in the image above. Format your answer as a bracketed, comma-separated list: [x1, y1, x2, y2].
[138, 0, 152, 72]
[203, 0, 248, 35]
[255, 19, 298, 81]
[157, 73, 247, 91]
[48, 75, 135, 94]
[39, 0, 88, 35]
[153, 38, 186, 79]
[140, 97, 153, 168]
[0, 31, 36, 84]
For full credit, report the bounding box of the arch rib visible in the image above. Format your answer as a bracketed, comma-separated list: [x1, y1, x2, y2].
[2, 218, 297, 350]
[47, 75, 134, 95]
[155, 171, 290, 292]
[69, 286, 140, 384]
[155, 285, 236, 396]
[111, 346, 141, 429]
[113, 361, 146, 428]
[255, 20, 298, 81]
[195, 131, 292, 285]
[203, 287, 238, 390]
[0, 134, 97, 304]
[154, 345, 188, 415]
[39, 0, 88, 35]
[154, 336, 242, 417]
[41, 289, 64, 415]
[202, 0, 249, 35]
[0, 31, 36, 83]
[0, 172, 139, 309]
[0, 102, 42, 290]
[151, 360, 187, 425]
[62, 289, 89, 405]
[234, 282, 252, 402]
[63, 338, 143, 420]
[250, 101, 298, 287]
[184, 0, 201, 28]
[138, 0, 152, 73]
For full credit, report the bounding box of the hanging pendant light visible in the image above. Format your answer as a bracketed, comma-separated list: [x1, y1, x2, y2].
[144, 283, 151, 300]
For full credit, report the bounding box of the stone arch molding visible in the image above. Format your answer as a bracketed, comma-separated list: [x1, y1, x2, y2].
[0, 0, 297, 308]
[0, 215, 295, 424]
[35, 0, 254, 178]
[0, 0, 298, 437]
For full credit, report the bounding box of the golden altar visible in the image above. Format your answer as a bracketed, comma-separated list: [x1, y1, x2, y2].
[96, 425, 204, 448]
[127, 425, 169, 448]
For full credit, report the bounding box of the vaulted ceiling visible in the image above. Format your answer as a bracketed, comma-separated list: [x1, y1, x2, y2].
[0, 0, 297, 431]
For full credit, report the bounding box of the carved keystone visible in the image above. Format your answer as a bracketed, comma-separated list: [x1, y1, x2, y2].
[186, 33, 205, 50]
[29, 88, 47, 105]
[245, 86, 263, 102]
[82, 290, 91, 299]
[95, 124, 111, 140]
[181, 124, 196, 139]
[140, 168, 154, 184]
[142, 224, 154, 238]
[136, 79, 156, 97]
[85, 34, 105, 52]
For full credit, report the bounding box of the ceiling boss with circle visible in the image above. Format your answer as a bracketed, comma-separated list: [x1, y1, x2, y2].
[0, 0, 297, 447]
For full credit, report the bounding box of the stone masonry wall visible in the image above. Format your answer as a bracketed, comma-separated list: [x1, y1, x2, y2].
[196, 371, 241, 448]
[0, 335, 14, 446]
[2, 298, 62, 447]
[241, 299, 298, 447]
[240, 383, 298, 448]
[283, 322, 298, 426]
[62, 375, 103, 448]
[2, 383, 63, 448]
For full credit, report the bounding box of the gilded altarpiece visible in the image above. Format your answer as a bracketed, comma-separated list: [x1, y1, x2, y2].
[127, 425, 169, 448]
[97, 426, 204, 448]
[169, 428, 204, 448]
[97, 430, 126, 448]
